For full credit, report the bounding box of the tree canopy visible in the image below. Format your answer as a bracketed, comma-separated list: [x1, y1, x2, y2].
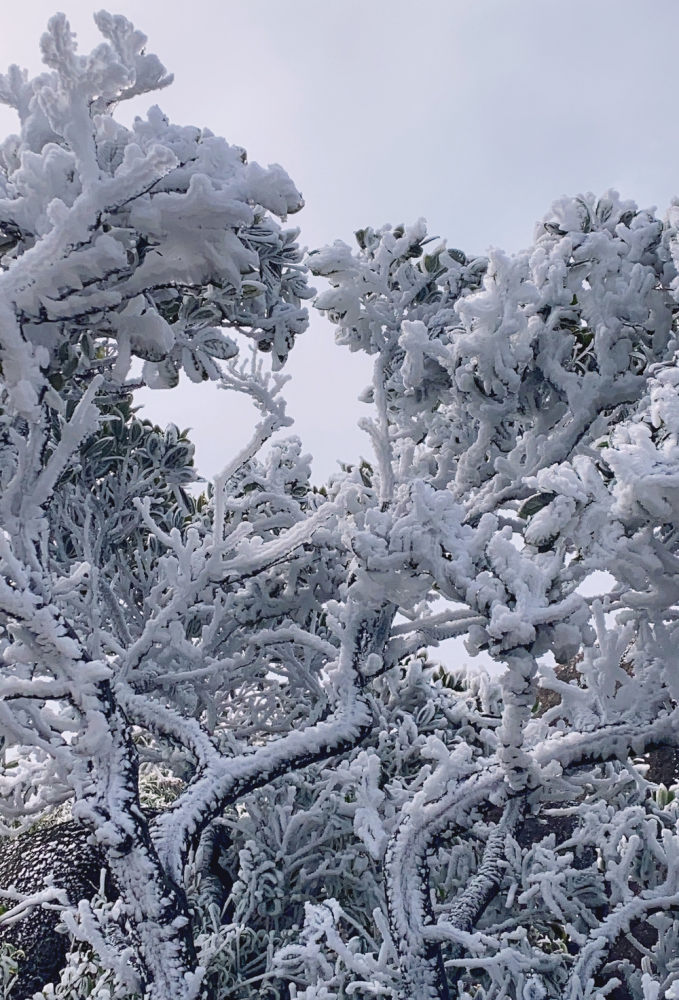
[0, 11, 678, 1000]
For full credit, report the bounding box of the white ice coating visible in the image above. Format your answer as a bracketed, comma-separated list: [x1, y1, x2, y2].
[1, 12, 679, 1000]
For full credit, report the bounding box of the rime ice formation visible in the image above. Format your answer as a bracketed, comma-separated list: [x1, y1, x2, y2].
[0, 11, 678, 1000]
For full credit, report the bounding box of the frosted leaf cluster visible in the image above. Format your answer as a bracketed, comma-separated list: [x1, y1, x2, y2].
[1, 11, 679, 1000]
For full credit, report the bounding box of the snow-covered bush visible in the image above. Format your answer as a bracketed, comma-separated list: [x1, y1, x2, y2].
[1, 11, 679, 1000]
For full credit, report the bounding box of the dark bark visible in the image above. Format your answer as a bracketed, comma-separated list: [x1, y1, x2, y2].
[0, 817, 234, 1000]
[445, 797, 524, 991]
[0, 822, 110, 1000]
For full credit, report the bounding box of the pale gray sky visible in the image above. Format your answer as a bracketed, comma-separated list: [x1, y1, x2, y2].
[1, 0, 676, 484]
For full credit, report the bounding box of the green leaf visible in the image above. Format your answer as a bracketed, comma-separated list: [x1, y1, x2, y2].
[194, 329, 238, 360]
[83, 436, 116, 463]
[148, 357, 179, 389]
[145, 433, 162, 461]
[518, 492, 557, 519]
[129, 419, 145, 445]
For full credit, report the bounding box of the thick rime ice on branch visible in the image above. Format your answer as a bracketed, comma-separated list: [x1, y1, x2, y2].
[2, 13, 679, 1000]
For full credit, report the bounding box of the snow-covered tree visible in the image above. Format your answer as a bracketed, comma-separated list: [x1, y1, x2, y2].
[1, 12, 679, 1000]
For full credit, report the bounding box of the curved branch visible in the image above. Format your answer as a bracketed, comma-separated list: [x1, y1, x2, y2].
[565, 884, 679, 997]
[150, 602, 395, 883]
[116, 684, 222, 771]
[443, 795, 524, 937]
[385, 708, 679, 1000]
[426, 796, 525, 994]
[386, 768, 505, 1000]
[71, 682, 199, 1000]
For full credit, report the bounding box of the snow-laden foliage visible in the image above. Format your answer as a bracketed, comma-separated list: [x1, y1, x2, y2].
[2, 12, 679, 1000]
